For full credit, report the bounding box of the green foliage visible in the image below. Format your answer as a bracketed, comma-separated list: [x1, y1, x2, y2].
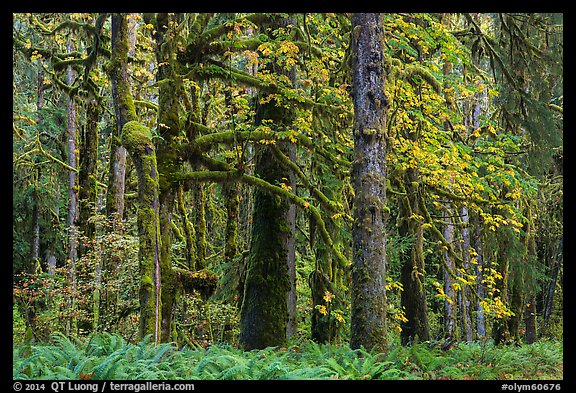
[12, 12, 562, 372]
[13, 333, 563, 380]
[13, 218, 140, 340]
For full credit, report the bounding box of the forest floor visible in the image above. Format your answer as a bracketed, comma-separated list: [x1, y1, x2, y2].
[13, 332, 563, 380]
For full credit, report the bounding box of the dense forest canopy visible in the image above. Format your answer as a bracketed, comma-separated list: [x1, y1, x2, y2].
[13, 12, 562, 376]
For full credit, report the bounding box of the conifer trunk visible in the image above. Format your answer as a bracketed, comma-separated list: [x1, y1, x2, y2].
[349, 13, 388, 353]
[238, 15, 297, 350]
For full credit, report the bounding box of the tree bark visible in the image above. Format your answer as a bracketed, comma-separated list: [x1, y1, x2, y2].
[286, 145, 297, 340]
[238, 15, 297, 350]
[349, 13, 388, 353]
[473, 215, 486, 338]
[238, 142, 291, 349]
[121, 121, 162, 343]
[443, 207, 457, 341]
[79, 101, 100, 249]
[106, 13, 137, 225]
[460, 206, 474, 341]
[398, 171, 429, 345]
[66, 36, 79, 335]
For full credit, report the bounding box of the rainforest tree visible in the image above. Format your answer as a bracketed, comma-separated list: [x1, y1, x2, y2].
[13, 12, 562, 356]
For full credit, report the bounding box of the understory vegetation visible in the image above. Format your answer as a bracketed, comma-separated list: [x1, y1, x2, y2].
[13, 332, 563, 380]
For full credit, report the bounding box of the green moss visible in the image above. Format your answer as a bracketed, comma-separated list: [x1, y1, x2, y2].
[121, 121, 154, 153]
[121, 120, 162, 342]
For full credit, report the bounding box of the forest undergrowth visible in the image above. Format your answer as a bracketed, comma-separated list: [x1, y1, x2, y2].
[13, 332, 563, 380]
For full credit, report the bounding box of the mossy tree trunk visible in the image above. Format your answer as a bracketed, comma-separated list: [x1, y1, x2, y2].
[473, 214, 487, 338]
[285, 145, 297, 340]
[349, 13, 388, 353]
[79, 100, 101, 332]
[151, 12, 185, 343]
[310, 206, 340, 344]
[398, 171, 430, 345]
[110, 13, 162, 343]
[65, 35, 79, 336]
[524, 203, 538, 343]
[121, 121, 162, 343]
[106, 14, 137, 226]
[238, 16, 297, 350]
[79, 101, 100, 250]
[238, 141, 291, 350]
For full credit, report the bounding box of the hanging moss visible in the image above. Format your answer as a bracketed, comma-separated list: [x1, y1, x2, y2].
[174, 268, 219, 300]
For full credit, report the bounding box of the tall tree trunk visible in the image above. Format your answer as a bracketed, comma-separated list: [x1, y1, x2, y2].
[66, 37, 79, 335]
[443, 208, 457, 341]
[238, 141, 291, 349]
[473, 215, 486, 338]
[31, 66, 44, 273]
[106, 14, 137, 225]
[310, 197, 340, 343]
[110, 13, 161, 342]
[79, 101, 100, 249]
[121, 121, 162, 343]
[349, 13, 388, 353]
[398, 171, 429, 345]
[286, 145, 297, 340]
[460, 208, 474, 341]
[152, 12, 184, 344]
[238, 15, 296, 350]
[542, 239, 561, 335]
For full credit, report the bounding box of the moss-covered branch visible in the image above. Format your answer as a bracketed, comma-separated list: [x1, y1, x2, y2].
[187, 123, 351, 168]
[270, 144, 342, 214]
[174, 169, 349, 269]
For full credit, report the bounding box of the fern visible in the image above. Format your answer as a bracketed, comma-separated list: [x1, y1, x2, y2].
[13, 333, 564, 380]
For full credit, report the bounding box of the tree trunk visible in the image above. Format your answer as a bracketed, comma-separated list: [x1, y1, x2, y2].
[443, 207, 457, 341]
[110, 13, 161, 343]
[121, 121, 162, 343]
[286, 145, 297, 340]
[106, 13, 137, 225]
[460, 206, 474, 341]
[238, 142, 291, 349]
[310, 206, 340, 344]
[66, 37, 79, 335]
[238, 15, 296, 350]
[177, 185, 197, 270]
[524, 296, 537, 344]
[31, 66, 44, 273]
[542, 239, 561, 335]
[349, 13, 388, 353]
[473, 215, 486, 338]
[193, 185, 207, 270]
[79, 101, 100, 250]
[398, 171, 429, 345]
